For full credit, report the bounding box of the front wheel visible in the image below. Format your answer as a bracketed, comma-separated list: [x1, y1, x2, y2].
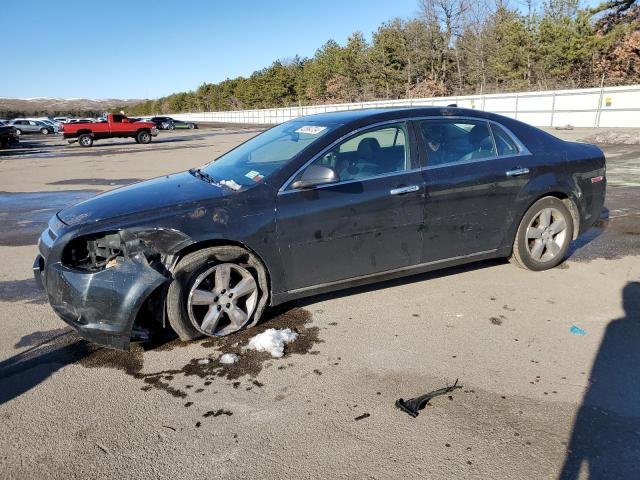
[78, 134, 93, 147]
[510, 196, 574, 271]
[188, 123, 195, 129]
[14, 129, 22, 135]
[166, 246, 268, 341]
[136, 130, 151, 144]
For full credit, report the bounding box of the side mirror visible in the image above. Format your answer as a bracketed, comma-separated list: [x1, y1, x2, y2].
[291, 165, 338, 190]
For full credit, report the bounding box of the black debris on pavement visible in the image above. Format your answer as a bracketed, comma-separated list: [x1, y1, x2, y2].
[395, 379, 463, 418]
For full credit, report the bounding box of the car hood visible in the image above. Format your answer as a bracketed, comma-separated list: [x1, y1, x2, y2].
[57, 171, 235, 226]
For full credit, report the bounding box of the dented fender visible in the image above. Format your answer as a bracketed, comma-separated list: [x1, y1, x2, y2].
[38, 252, 168, 350]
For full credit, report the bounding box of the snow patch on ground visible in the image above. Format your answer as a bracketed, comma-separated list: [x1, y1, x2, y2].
[219, 353, 239, 364]
[243, 328, 298, 358]
[582, 131, 640, 145]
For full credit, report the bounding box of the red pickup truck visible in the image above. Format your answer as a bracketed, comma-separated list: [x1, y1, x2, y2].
[64, 113, 159, 147]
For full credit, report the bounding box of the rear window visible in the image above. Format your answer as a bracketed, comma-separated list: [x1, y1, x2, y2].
[491, 124, 520, 156]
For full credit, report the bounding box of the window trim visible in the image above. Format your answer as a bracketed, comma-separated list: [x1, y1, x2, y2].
[279, 119, 415, 193]
[278, 115, 531, 193]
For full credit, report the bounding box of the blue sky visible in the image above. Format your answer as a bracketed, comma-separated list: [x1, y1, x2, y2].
[1, 0, 419, 99]
[1, 0, 603, 100]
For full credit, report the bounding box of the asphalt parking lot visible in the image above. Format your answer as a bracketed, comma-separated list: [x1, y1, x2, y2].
[1, 127, 639, 479]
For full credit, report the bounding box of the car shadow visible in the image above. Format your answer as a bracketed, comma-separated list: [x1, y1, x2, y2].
[558, 281, 640, 479]
[0, 329, 95, 405]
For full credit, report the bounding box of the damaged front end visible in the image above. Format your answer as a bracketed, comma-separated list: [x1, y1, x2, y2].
[34, 220, 190, 350]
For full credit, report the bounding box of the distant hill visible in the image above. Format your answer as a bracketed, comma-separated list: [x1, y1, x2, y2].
[0, 97, 146, 118]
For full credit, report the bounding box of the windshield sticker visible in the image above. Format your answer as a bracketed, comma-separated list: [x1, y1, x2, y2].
[220, 179, 242, 191]
[295, 125, 327, 135]
[246, 170, 264, 182]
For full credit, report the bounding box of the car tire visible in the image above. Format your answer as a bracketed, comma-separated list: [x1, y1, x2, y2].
[15, 129, 22, 135]
[169, 124, 175, 130]
[166, 246, 269, 341]
[188, 123, 195, 129]
[136, 130, 151, 144]
[40, 128, 49, 135]
[78, 134, 93, 147]
[510, 196, 574, 271]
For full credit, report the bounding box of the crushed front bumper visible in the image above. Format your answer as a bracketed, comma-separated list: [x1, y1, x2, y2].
[34, 252, 168, 350]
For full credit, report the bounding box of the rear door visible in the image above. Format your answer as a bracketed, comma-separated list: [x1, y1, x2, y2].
[275, 122, 425, 291]
[417, 118, 533, 262]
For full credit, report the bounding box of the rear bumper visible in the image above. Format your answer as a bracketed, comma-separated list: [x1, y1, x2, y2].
[578, 176, 607, 236]
[34, 252, 168, 350]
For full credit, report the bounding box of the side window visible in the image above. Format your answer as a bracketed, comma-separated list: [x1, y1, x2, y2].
[301, 123, 410, 183]
[491, 124, 520, 156]
[112, 114, 124, 123]
[420, 120, 496, 167]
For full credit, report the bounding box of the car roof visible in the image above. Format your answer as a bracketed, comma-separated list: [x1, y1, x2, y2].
[293, 106, 496, 125]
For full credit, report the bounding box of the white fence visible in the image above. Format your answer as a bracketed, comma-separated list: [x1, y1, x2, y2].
[169, 84, 640, 128]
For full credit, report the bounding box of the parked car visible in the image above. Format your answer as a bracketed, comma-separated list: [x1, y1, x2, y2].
[150, 116, 197, 130]
[29, 118, 60, 134]
[169, 119, 198, 130]
[63, 113, 158, 147]
[53, 117, 69, 123]
[34, 107, 606, 350]
[10, 119, 54, 135]
[0, 124, 19, 147]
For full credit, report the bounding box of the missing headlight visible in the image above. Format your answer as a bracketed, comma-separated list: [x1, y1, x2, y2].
[62, 231, 153, 272]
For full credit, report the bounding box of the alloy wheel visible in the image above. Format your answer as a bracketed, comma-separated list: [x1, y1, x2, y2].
[525, 207, 568, 262]
[187, 263, 258, 336]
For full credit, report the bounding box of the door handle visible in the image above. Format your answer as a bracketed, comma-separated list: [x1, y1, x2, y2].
[505, 167, 530, 177]
[390, 185, 420, 195]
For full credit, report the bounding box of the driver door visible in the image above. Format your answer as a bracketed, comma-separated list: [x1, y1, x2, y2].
[275, 122, 425, 292]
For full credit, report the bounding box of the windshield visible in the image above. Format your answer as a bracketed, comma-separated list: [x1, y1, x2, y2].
[201, 121, 336, 187]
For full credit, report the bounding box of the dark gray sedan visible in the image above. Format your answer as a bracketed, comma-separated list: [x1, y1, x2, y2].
[34, 107, 606, 349]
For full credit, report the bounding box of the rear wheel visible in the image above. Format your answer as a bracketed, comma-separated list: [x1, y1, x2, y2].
[40, 128, 49, 135]
[14, 129, 22, 135]
[78, 134, 93, 147]
[166, 246, 268, 341]
[510, 196, 574, 271]
[136, 130, 151, 144]
[188, 123, 195, 129]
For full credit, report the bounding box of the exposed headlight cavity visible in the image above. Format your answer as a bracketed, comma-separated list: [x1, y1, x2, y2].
[62, 231, 156, 272]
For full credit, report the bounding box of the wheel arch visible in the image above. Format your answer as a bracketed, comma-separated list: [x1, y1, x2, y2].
[170, 238, 273, 297]
[506, 189, 580, 253]
[524, 191, 580, 241]
[77, 129, 93, 136]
